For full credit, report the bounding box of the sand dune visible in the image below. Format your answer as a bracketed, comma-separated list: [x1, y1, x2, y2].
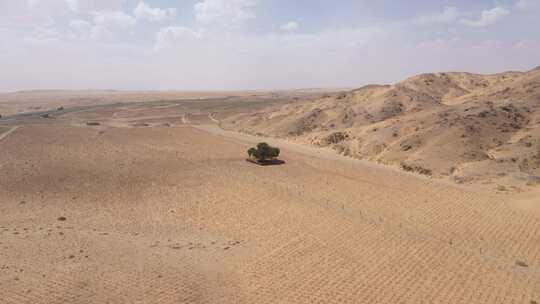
[222, 66, 540, 192]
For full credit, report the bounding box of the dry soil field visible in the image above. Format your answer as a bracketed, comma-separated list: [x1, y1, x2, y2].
[1, 98, 540, 303]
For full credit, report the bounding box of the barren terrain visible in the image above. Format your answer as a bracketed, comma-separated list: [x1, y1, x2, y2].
[0, 89, 329, 117]
[223, 66, 540, 192]
[1, 93, 540, 303]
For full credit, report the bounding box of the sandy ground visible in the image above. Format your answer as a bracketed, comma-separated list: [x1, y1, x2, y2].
[1, 100, 540, 303]
[512, 189, 540, 217]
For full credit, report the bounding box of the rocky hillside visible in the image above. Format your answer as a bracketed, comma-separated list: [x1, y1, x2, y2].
[222, 66, 540, 191]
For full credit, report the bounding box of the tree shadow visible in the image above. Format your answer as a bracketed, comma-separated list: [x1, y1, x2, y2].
[246, 158, 286, 166]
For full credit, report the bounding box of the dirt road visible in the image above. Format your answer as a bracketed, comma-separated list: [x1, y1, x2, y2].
[0, 126, 19, 142]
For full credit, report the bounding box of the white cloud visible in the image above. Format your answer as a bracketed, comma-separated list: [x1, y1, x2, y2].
[27, 0, 41, 9]
[155, 26, 203, 50]
[0, 14, 56, 29]
[194, 0, 258, 29]
[67, 0, 126, 13]
[92, 11, 136, 29]
[461, 6, 510, 27]
[0, 2, 27, 16]
[150, 25, 392, 89]
[134, 2, 176, 22]
[413, 7, 461, 25]
[64, 0, 78, 12]
[69, 19, 114, 41]
[89, 25, 114, 41]
[67, 9, 134, 42]
[0, 0, 125, 18]
[1, 0, 540, 91]
[70, 19, 91, 32]
[2, 0, 73, 18]
[27, 27, 61, 42]
[514, 39, 540, 49]
[280, 21, 299, 32]
[516, 0, 540, 10]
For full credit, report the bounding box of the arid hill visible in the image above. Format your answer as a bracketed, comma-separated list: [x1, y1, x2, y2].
[222, 66, 540, 191]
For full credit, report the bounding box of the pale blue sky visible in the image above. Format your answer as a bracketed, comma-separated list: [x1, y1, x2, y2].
[0, 0, 539, 91]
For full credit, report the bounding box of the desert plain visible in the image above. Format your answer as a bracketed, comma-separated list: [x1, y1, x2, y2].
[1, 78, 540, 303]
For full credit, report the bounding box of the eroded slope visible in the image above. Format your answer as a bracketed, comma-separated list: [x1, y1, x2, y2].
[223, 67, 540, 191]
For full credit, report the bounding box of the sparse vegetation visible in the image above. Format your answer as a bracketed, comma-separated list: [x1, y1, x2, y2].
[336, 93, 347, 100]
[401, 163, 432, 176]
[322, 132, 349, 145]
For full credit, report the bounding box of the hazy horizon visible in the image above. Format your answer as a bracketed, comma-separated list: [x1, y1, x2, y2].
[2, 64, 540, 94]
[1, 0, 540, 91]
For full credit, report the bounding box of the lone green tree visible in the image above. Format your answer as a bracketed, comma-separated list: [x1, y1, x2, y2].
[247, 142, 280, 162]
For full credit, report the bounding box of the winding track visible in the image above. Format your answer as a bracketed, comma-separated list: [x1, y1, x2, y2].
[182, 113, 191, 124]
[208, 113, 220, 124]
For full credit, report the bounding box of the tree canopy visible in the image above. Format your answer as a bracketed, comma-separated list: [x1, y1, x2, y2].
[247, 142, 280, 162]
